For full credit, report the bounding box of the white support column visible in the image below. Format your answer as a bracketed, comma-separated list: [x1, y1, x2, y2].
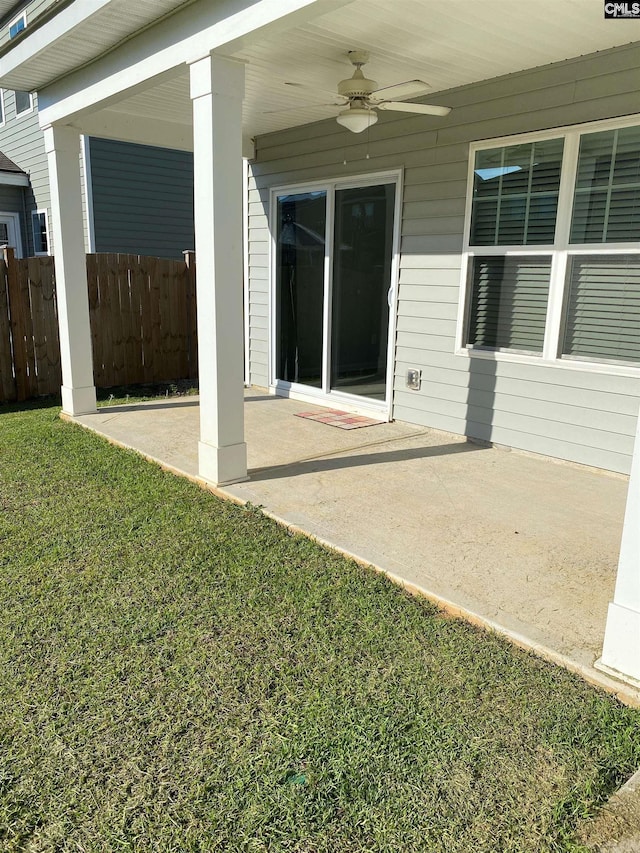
[44, 124, 96, 415]
[597, 409, 640, 686]
[190, 53, 247, 486]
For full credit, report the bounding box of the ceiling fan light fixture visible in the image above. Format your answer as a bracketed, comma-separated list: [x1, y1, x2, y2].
[336, 106, 378, 133]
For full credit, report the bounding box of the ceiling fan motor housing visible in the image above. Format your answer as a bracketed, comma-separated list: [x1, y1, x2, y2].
[337, 68, 378, 100]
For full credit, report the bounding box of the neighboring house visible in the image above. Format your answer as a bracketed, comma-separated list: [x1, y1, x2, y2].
[0, 0, 638, 685]
[0, 0, 195, 260]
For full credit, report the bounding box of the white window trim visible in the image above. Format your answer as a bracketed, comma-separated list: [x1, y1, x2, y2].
[456, 112, 640, 378]
[268, 169, 404, 419]
[14, 89, 34, 118]
[0, 90, 4, 128]
[8, 9, 26, 39]
[31, 209, 50, 256]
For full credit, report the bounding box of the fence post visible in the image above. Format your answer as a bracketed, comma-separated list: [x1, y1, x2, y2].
[4, 247, 29, 401]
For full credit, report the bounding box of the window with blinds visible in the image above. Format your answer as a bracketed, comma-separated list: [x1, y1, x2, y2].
[463, 120, 640, 366]
[571, 126, 640, 243]
[470, 138, 563, 246]
[562, 255, 640, 362]
[468, 256, 551, 352]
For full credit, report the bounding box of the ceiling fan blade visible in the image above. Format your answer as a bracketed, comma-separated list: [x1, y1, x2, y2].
[377, 101, 451, 117]
[369, 79, 431, 103]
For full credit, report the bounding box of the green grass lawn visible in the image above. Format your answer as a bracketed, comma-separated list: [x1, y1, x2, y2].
[1, 402, 639, 852]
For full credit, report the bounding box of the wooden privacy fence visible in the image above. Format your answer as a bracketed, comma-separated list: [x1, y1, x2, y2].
[0, 249, 198, 404]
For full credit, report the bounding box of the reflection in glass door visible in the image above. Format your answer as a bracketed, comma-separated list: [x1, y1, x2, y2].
[331, 184, 395, 400]
[276, 191, 326, 387]
[275, 179, 396, 407]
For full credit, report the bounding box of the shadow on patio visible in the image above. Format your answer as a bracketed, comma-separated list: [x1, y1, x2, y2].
[71, 387, 634, 701]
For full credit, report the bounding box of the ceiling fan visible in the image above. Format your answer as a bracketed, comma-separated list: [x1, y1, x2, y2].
[331, 50, 451, 133]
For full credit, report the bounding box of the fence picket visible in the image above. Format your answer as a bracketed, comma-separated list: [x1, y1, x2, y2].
[127, 255, 145, 385]
[39, 257, 62, 394]
[87, 254, 103, 387]
[148, 257, 163, 383]
[0, 261, 16, 402]
[26, 257, 59, 397]
[184, 252, 198, 379]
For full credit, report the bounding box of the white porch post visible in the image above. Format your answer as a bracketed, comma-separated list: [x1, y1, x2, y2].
[598, 409, 640, 685]
[189, 53, 247, 486]
[44, 124, 96, 415]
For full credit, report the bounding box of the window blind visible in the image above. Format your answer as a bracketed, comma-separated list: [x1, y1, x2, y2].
[468, 256, 551, 352]
[562, 255, 640, 362]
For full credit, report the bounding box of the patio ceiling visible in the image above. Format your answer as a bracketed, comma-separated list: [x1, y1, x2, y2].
[4, 0, 640, 144]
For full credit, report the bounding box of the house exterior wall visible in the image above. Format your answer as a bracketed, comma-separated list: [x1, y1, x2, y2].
[89, 137, 194, 259]
[247, 40, 640, 474]
[0, 90, 51, 256]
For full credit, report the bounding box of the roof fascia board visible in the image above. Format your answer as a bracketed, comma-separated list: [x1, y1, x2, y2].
[36, 0, 351, 126]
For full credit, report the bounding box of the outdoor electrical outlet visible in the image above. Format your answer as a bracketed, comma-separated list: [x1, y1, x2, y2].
[406, 368, 422, 390]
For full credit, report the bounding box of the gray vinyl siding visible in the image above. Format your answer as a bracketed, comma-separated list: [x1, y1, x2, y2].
[89, 137, 194, 260]
[247, 180, 269, 387]
[248, 40, 640, 474]
[0, 90, 51, 256]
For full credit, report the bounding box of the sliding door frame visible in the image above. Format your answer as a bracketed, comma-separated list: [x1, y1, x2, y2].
[268, 168, 403, 419]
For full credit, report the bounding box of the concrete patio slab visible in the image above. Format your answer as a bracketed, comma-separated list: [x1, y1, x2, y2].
[70, 387, 639, 705]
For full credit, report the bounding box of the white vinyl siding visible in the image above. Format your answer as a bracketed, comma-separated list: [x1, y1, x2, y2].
[247, 40, 640, 473]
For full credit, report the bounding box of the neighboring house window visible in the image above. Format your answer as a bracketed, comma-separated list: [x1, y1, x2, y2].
[14, 90, 33, 116]
[31, 210, 49, 255]
[461, 118, 640, 366]
[0, 90, 4, 126]
[8, 12, 26, 39]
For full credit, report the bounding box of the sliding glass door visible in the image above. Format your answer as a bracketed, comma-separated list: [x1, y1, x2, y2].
[274, 176, 397, 409]
[275, 191, 326, 387]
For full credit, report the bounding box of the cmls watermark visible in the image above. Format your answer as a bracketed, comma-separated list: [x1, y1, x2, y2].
[605, 1, 640, 17]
